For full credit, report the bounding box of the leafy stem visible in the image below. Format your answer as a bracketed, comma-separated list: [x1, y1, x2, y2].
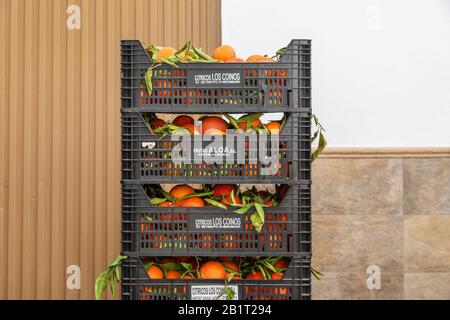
[95, 255, 128, 300]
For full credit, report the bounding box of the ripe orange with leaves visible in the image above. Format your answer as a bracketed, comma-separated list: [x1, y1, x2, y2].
[166, 270, 181, 279]
[246, 271, 264, 280]
[147, 265, 164, 279]
[213, 45, 236, 62]
[177, 197, 205, 207]
[157, 47, 176, 61]
[199, 261, 226, 279]
[169, 185, 195, 202]
[213, 184, 241, 205]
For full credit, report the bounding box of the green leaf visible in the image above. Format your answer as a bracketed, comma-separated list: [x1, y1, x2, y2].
[222, 113, 240, 130]
[250, 212, 263, 233]
[95, 271, 108, 300]
[143, 262, 154, 271]
[187, 49, 199, 60]
[230, 189, 237, 205]
[160, 262, 181, 272]
[257, 265, 269, 280]
[180, 262, 193, 271]
[204, 198, 227, 210]
[115, 267, 121, 283]
[145, 68, 153, 96]
[109, 277, 115, 296]
[234, 204, 253, 215]
[161, 191, 176, 202]
[225, 286, 235, 300]
[111, 255, 128, 267]
[254, 203, 265, 223]
[150, 197, 168, 206]
[159, 57, 179, 68]
[192, 47, 217, 62]
[261, 260, 278, 274]
[175, 41, 191, 56]
[237, 113, 263, 123]
[179, 191, 214, 200]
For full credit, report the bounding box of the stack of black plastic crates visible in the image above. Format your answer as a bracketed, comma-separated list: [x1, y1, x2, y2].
[120, 39, 312, 300]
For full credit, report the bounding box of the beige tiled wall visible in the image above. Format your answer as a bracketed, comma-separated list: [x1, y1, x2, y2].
[312, 153, 450, 300]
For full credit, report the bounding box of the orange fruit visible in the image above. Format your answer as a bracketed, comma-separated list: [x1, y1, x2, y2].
[173, 115, 194, 127]
[159, 201, 174, 207]
[147, 265, 164, 279]
[238, 116, 262, 130]
[201, 116, 228, 135]
[246, 55, 264, 62]
[177, 197, 205, 207]
[273, 259, 289, 269]
[222, 261, 239, 273]
[169, 185, 195, 201]
[183, 275, 193, 279]
[157, 47, 176, 61]
[150, 118, 166, 131]
[212, 185, 242, 205]
[246, 271, 265, 280]
[180, 123, 199, 135]
[256, 56, 274, 62]
[166, 270, 181, 279]
[271, 272, 283, 280]
[266, 121, 281, 134]
[222, 261, 240, 279]
[225, 57, 244, 63]
[212, 45, 236, 62]
[199, 261, 226, 279]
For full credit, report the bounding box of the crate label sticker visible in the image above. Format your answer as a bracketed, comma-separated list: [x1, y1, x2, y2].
[189, 214, 242, 231]
[193, 145, 236, 158]
[188, 69, 242, 87]
[191, 285, 239, 300]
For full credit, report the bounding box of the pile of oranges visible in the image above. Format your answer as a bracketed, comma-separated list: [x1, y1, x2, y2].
[212, 45, 275, 63]
[147, 113, 282, 136]
[143, 256, 290, 281]
[155, 44, 276, 63]
[150, 184, 280, 208]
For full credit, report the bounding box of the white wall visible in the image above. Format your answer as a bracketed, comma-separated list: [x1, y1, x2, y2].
[222, 0, 450, 147]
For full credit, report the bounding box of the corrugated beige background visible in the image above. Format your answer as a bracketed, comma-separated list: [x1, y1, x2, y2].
[0, 0, 221, 300]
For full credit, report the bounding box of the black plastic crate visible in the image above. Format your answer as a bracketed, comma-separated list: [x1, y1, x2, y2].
[121, 112, 311, 183]
[121, 183, 311, 256]
[121, 256, 311, 300]
[120, 39, 311, 113]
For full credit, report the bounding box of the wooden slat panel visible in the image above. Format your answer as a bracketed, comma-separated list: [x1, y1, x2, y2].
[0, 0, 221, 300]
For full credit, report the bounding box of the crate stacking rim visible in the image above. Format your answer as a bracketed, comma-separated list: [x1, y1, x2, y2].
[121, 182, 311, 256]
[120, 39, 311, 113]
[121, 256, 311, 300]
[121, 111, 311, 183]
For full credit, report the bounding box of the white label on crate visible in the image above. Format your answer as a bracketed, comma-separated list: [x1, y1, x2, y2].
[191, 285, 239, 300]
[190, 214, 242, 230]
[188, 69, 242, 88]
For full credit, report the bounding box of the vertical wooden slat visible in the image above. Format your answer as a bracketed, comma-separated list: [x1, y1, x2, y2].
[50, 0, 67, 299]
[7, 0, 25, 299]
[65, 0, 82, 300]
[0, 0, 11, 300]
[0, 0, 222, 300]
[109, 0, 122, 300]
[192, 0, 200, 46]
[79, 0, 96, 300]
[36, 0, 54, 299]
[22, 0, 38, 299]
